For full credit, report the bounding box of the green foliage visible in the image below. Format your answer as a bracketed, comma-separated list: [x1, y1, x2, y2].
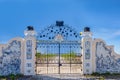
[99, 76, 104, 80]
[16, 74, 24, 78]
[91, 72, 120, 77]
[0, 75, 6, 79]
[0, 75, 4, 78]
[9, 74, 15, 80]
[36, 52, 56, 58]
[101, 72, 111, 76]
[36, 51, 78, 60]
[47, 54, 56, 58]
[36, 52, 41, 58]
[92, 72, 112, 77]
[61, 53, 70, 59]
[91, 72, 101, 76]
[0, 74, 24, 80]
[61, 51, 76, 59]
[112, 73, 120, 75]
[70, 52, 76, 58]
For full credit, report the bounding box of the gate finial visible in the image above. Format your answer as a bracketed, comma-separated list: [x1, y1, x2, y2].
[24, 26, 36, 36]
[27, 26, 34, 31]
[56, 21, 64, 26]
[84, 27, 90, 32]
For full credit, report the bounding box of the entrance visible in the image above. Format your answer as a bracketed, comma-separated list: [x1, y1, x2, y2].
[36, 21, 82, 74]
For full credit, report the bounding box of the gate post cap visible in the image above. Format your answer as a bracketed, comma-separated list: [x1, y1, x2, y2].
[27, 26, 34, 31]
[56, 21, 64, 26]
[84, 27, 90, 32]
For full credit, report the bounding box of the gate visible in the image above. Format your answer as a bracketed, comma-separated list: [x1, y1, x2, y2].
[36, 21, 82, 74]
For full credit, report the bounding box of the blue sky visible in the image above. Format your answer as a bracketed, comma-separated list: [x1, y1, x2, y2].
[0, 0, 120, 53]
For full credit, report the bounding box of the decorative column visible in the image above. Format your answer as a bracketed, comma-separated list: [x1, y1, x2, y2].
[24, 26, 36, 75]
[81, 27, 93, 74]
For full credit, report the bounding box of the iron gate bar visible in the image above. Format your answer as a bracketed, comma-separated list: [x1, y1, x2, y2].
[58, 42, 60, 74]
[70, 45, 71, 73]
[47, 45, 48, 74]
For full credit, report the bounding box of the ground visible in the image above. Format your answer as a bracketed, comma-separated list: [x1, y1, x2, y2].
[1, 74, 120, 80]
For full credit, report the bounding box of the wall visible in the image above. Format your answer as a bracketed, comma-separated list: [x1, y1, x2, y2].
[0, 37, 25, 76]
[0, 29, 36, 76]
[94, 39, 120, 73]
[1, 31, 120, 75]
[81, 32, 93, 74]
[24, 35, 36, 75]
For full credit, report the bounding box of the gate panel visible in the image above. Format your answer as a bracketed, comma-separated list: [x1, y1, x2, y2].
[71, 64, 81, 73]
[48, 64, 58, 74]
[60, 64, 70, 73]
[37, 64, 47, 74]
[36, 21, 82, 74]
[36, 42, 59, 74]
[36, 41, 81, 74]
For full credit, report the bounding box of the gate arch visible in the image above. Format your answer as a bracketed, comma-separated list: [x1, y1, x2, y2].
[36, 21, 82, 74]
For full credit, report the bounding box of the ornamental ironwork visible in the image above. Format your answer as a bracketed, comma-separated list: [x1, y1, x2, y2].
[37, 21, 81, 41]
[36, 21, 82, 74]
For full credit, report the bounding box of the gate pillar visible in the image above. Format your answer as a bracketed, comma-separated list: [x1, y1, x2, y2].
[81, 27, 93, 74]
[23, 26, 36, 75]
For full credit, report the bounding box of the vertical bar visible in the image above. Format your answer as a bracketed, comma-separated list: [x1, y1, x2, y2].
[46, 45, 48, 74]
[36, 40, 37, 75]
[58, 42, 60, 74]
[47, 44, 48, 74]
[70, 45, 71, 73]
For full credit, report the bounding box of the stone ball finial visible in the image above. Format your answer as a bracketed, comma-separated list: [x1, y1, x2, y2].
[84, 27, 90, 32]
[27, 26, 34, 31]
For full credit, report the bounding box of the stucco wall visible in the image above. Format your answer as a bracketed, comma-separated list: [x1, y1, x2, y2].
[1, 36, 120, 75]
[0, 37, 24, 76]
[24, 36, 36, 75]
[94, 39, 120, 73]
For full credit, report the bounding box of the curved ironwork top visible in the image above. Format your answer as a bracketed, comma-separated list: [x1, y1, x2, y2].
[37, 21, 81, 41]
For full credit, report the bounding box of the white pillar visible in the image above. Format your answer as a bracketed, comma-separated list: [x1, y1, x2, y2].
[81, 27, 93, 74]
[23, 26, 36, 75]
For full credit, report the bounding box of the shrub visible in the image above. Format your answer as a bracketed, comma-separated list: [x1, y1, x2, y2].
[99, 76, 104, 80]
[91, 72, 100, 76]
[112, 73, 120, 75]
[0, 75, 6, 79]
[16, 74, 24, 78]
[9, 74, 15, 80]
[101, 72, 111, 76]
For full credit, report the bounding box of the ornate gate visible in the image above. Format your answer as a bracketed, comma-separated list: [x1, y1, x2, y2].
[36, 21, 82, 74]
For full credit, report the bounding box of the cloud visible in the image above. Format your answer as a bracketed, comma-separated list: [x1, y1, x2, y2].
[93, 28, 120, 53]
[113, 30, 120, 36]
[92, 27, 120, 42]
[106, 30, 120, 39]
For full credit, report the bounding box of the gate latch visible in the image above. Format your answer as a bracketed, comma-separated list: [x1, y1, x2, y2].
[59, 63, 62, 66]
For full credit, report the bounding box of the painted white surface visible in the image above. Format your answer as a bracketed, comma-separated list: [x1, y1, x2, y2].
[81, 32, 93, 74]
[24, 30, 36, 75]
[0, 28, 120, 75]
